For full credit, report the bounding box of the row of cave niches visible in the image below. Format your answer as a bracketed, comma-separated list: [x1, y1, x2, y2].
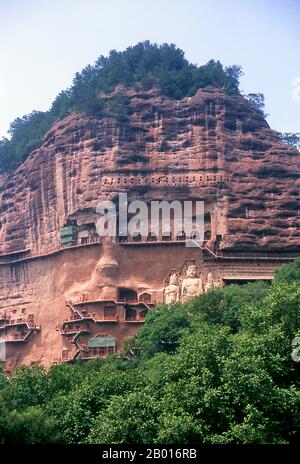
[0, 308, 41, 363]
[0, 279, 274, 365]
[0, 290, 154, 364]
[0, 308, 40, 344]
[56, 290, 155, 363]
[0, 209, 213, 265]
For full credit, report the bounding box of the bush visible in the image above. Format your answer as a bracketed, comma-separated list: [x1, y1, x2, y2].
[1, 262, 299, 444]
[0, 41, 242, 174]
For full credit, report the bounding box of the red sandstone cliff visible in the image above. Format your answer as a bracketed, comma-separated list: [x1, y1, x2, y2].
[0, 86, 300, 253]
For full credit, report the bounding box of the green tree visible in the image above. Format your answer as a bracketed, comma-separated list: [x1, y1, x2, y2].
[87, 389, 159, 444]
[245, 93, 268, 117]
[279, 132, 300, 149]
[0, 41, 243, 173]
[133, 304, 191, 357]
[1, 365, 48, 410]
[274, 258, 300, 283]
[0, 405, 61, 444]
[1, 263, 299, 444]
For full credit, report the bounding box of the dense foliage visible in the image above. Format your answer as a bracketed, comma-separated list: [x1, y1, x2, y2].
[279, 132, 300, 150]
[244, 95, 300, 151]
[0, 41, 243, 174]
[0, 262, 299, 444]
[245, 93, 268, 118]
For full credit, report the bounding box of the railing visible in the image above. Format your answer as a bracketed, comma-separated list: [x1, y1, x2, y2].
[118, 235, 191, 245]
[59, 324, 91, 335]
[203, 245, 300, 261]
[0, 248, 30, 256]
[4, 334, 28, 342]
[80, 346, 116, 361]
[103, 314, 119, 321]
[60, 312, 120, 329]
[57, 300, 151, 362]
[0, 317, 37, 330]
[0, 237, 103, 266]
[69, 296, 156, 308]
[1, 324, 40, 343]
[1, 235, 299, 266]
[56, 305, 90, 362]
[125, 317, 145, 323]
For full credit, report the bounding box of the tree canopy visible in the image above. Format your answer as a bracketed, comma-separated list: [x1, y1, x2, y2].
[279, 132, 300, 150]
[0, 41, 243, 174]
[0, 261, 299, 444]
[245, 93, 268, 118]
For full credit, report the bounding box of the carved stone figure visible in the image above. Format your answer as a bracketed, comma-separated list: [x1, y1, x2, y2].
[215, 276, 224, 288]
[205, 271, 214, 291]
[181, 264, 203, 302]
[164, 272, 180, 304]
[67, 244, 119, 302]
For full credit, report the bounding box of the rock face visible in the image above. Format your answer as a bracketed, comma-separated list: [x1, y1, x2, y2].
[1, 86, 300, 253]
[0, 86, 300, 369]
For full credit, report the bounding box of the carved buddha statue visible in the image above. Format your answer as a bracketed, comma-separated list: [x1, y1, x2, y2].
[164, 272, 180, 304]
[181, 264, 203, 302]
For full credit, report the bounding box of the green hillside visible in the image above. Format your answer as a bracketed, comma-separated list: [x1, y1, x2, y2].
[0, 260, 299, 444]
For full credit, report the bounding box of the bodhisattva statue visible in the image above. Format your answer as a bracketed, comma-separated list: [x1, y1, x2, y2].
[205, 271, 214, 291]
[215, 276, 224, 288]
[181, 264, 203, 302]
[164, 272, 180, 304]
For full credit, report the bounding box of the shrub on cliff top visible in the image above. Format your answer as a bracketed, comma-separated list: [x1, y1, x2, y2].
[0, 41, 242, 174]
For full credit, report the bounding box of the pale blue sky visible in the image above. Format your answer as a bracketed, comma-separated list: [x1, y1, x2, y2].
[0, 0, 299, 138]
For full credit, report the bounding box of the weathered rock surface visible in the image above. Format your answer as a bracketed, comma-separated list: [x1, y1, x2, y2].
[0, 86, 299, 370]
[1, 86, 299, 254]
